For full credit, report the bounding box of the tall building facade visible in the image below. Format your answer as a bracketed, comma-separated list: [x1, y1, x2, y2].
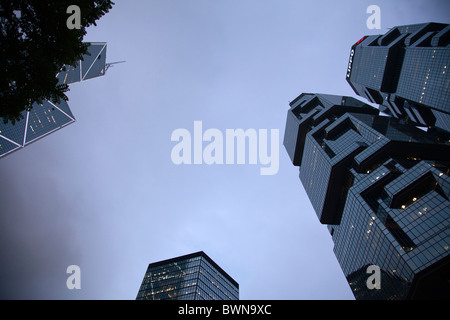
[136, 251, 239, 300]
[346, 22, 450, 133]
[284, 23, 450, 299]
[0, 42, 108, 158]
[284, 23, 449, 300]
[284, 93, 449, 299]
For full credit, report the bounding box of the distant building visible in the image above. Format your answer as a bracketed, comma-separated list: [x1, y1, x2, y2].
[136, 251, 239, 300]
[284, 92, 450, 299]
[0, 42, 108, 158]
[346, 22, 450, 133]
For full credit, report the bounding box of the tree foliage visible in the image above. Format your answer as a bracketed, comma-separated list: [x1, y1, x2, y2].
[0, 0, 114, 124]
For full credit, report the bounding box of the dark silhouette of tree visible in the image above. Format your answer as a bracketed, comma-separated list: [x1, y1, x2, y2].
[0, 0, 114, 124]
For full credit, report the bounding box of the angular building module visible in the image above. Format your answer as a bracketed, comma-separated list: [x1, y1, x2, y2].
[284, 93, 450, 299]
[346, 23, 450, 133]
[0, 43, 108, 158]
[136, 251, 239, 300]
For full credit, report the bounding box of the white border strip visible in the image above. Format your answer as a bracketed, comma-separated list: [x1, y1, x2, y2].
[22, 110, 30, 146]
[47, 100, 76, 121]
[0, 134, 22, 147]
[24, 119, 75, 146]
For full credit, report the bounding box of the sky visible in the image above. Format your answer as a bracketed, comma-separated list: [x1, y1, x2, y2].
[0, 0, 449, 300]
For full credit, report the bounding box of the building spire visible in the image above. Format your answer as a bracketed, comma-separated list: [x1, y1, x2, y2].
[104, 61, 126, 74]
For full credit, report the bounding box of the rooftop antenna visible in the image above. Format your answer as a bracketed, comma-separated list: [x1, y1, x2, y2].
[104, 61, 126, 74]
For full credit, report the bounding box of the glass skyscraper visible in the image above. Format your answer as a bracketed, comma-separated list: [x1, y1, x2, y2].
[136, 251, 239, 300]
[346, 22, 450, 133]
[0, 42, 108, 158]
[284, 23, 449, 300]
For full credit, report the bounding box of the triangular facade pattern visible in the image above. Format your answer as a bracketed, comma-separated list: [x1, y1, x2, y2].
[56, 43, 107, 85]
[1, 43, 107, 158]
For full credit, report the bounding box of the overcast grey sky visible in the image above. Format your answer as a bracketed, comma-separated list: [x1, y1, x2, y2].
[1, 0, 449, 300]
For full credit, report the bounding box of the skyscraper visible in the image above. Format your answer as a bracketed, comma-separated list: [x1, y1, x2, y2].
[0, 42, 108, 158]
[346, 22, 450, 133]
[136, 251, 239, 300]
[284, 92, 449, 299]
[56, 42, 108, 85]
[284, 23, 450, 299]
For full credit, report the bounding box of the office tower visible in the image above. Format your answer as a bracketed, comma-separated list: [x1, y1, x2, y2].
[136, 251, 239, 300]
[0, 43, 108, 158]
[283, 93, 450, 299]
[56, 42, 108, 85]
[346, 22, 450, 133]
